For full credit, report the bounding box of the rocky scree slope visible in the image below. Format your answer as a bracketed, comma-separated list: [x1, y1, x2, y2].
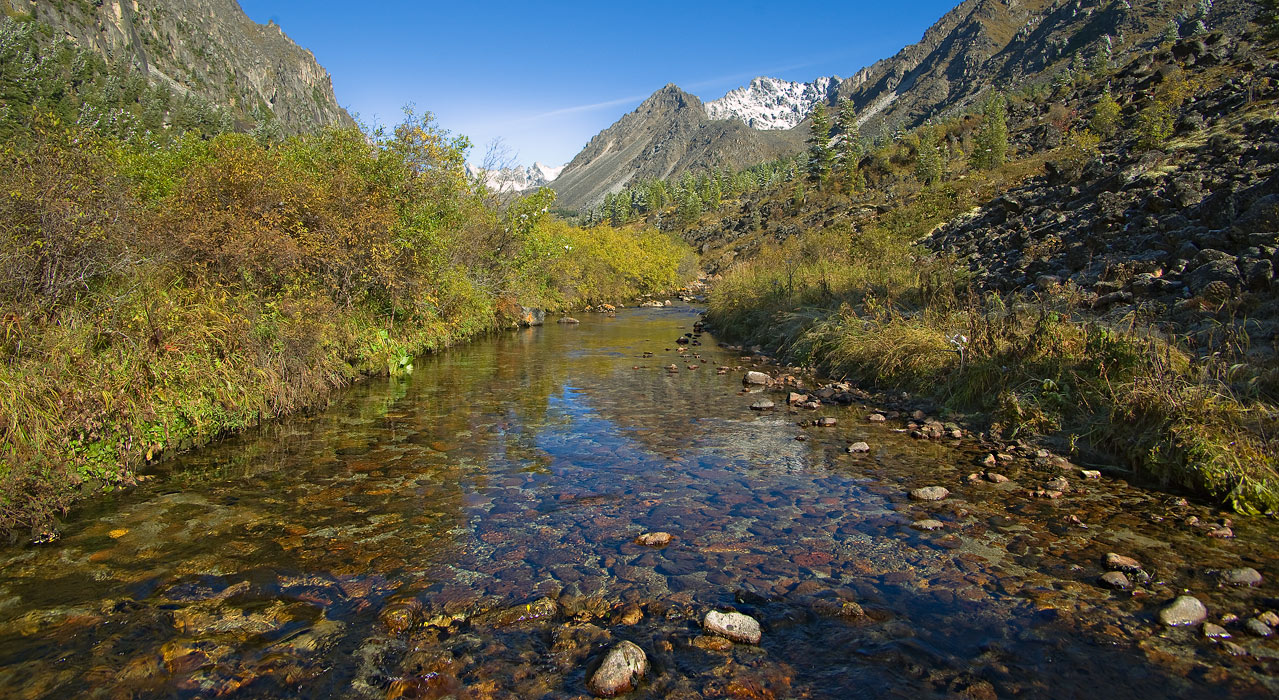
[550, 85, 805, 211]
[5, 0, 353, 134]
[835, 0, 1256, 139]
[926, 32, 1279, 369]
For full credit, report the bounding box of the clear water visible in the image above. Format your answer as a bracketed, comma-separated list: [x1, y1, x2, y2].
[0, 306, 1275, 698]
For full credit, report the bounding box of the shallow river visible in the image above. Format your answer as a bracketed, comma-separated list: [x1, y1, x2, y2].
[0, 306, 1277, 698]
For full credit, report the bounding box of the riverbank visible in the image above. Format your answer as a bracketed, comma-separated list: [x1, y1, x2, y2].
[0, 122, 695, 539]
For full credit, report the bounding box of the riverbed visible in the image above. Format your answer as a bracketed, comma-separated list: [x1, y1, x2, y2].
[0, 305, 1275, 698]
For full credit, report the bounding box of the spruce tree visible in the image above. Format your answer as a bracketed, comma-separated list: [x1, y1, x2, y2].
[914, 129, 943, 186]
[806, 103, 834, 186]
[835, 98, 864, 194]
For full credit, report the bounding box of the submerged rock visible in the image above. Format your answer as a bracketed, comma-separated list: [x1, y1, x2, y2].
[1099, 571, 1131, 590]
[908, 486, 949, 501]
[912, 519, 945, 531]
[847, 441, 871, 453]
[750, 400, 775, 411]
[1159, 595, 1208, 627]
[1220, 567, 1262, 586]
[557, 316, 580, 324]
[1104, 553, 1143, 574]
[704, 610, 762, 644]
[1245, 618, 1274, 637]
[635, 532, 672, 547]
[587, 640, 647, 697]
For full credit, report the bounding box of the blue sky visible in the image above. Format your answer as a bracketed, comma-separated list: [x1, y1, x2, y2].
[238, 1, 958, 167]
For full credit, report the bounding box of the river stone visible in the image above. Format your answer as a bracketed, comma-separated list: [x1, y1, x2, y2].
[704, 610, 762, 644]
[587, 640, 647, 697]
[1159, 595, 1208, 626]
[912, 519, 945, 531]
[750, 400, 775, 411]
[692, 635, 734, 651]
[984, 472, 1009, 483]
[1044, 477, 1070, 492]
[1203, 622, 1231, 639]
[635, 532, 671, 547]
[868, 413, 887, 422]
[1221, 567, 1263, 586]
[1245, 618, 1274, 637]
[815, 417, 837, 427]
[908, 486, 949, 501]
[1104, 553, 1143, 573]
[1080, 469, 1102, 479]
[557, 316, 580, 324]
[1099, 571, 1131, 590]
[744, 371, 770, 385]
[1258, 611, 1279, 626]
[847, 442, 871, 453]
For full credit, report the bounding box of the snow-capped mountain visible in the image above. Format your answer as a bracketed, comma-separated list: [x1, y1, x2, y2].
[467, 161, 566, 193]
[705, 76, 842, 130]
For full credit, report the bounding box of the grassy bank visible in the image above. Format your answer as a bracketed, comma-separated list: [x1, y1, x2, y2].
[0, 120, 693, 538]
[706, 184, 1279, 515]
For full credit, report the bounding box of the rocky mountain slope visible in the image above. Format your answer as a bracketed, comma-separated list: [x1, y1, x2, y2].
[834, 0, 1254, 138]
[551, 85, 804, 211]
[706, 76, 840, 130]
[3, 0, 352, 134]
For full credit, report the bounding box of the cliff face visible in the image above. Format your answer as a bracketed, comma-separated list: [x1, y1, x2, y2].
[6, 0, 353, 133]
[551, 85, 804, 211]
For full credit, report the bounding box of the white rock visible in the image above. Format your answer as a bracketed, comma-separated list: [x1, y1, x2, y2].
[703, 610, 762, 644]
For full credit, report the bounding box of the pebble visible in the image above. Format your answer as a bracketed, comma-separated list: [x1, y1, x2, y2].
[1098, 571, 1130, 590]
[984, 472, 1009, 483]
[634, 532, 671, 547]
[814, 417, 837, 427]
[1159, 595, 1208, 627]
[1258, 611, 1279, 627]
[750, 400, 775, 411]
[703, 610, 762, 644]
[1079, 469, 1101, 479]
[1104, 553, 1143, 574]
[1202, 622, 1231, 639]
[743, 371, 770, 385]
[1220, 567, 1263, 586]
[846, 442, 870, 453]
[587, 641, 647, 697]
[867, 413, 887, 422]
[1245, 618, 1274, 637]
[908, 486, 950, 501]
[912, 519, 945, 531]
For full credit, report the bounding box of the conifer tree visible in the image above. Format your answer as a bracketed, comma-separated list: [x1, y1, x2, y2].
[913, 129, 943, 185]
[835, 98, 864, 194]
[806, 103, 834, 186]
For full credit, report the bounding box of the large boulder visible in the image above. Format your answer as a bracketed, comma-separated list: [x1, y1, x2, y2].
[1184, 259, 1242, 295]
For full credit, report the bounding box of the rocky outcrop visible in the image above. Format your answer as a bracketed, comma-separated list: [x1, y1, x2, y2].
[8, 0, 353, 134]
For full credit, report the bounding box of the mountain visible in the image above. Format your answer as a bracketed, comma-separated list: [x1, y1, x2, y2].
[706, 76, 841, 130]
[467, 161, 566, 193]
[550, 85, 804, 211]
[833, 0, 1253, 138]
[3, 0, 353, 134]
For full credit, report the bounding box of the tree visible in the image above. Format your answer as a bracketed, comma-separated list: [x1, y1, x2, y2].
[1090, 84, 1121, 138]
[677, 188, 702, 225]
[913, 129, 943, 186]
[970, 93, 1008, 170]
[806, 103, 834, 186]
[835, 99, 865, 194]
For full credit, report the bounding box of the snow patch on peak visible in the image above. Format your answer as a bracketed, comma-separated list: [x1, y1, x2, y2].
[706, 76, 841, 130]
[467, 161, 566, 193]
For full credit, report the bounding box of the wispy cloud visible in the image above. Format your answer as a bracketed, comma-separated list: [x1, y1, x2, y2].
[496, 93, 651, 128]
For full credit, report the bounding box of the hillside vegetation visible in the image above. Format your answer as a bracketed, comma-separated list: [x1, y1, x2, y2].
[0, 19, 693, 538]
[643, 23, 1279, 514]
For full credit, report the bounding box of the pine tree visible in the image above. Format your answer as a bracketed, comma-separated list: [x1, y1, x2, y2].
[806, 103, 834, 186]
[971, 93, 1008, 170]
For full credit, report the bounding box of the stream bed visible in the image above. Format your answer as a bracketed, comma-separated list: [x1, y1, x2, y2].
[0, 305, 1276, 698]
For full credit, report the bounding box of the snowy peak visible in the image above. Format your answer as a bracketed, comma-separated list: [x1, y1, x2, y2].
[468, 161, 566, 193]
[705, 76, 841, 131]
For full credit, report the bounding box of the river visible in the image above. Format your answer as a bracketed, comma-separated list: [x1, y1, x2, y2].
[0, 305, 1275, 698]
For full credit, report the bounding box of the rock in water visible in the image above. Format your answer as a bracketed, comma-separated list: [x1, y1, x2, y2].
[587, 641, 647, 697]
[1104, 553, 1143, 573]
[750, 400, 775, 411]
[908, 486, 949, 501]
[703, 610, 762, 644]
[1220, 567, 1262, 586]
[847, 442, 871, 453]
[743, 371, 769, 385]
[1159, 595, 1208, 626]
[557, 316, 580, 324]
[1098, 571, 1130, 590]
[635, 532, 671, 547]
